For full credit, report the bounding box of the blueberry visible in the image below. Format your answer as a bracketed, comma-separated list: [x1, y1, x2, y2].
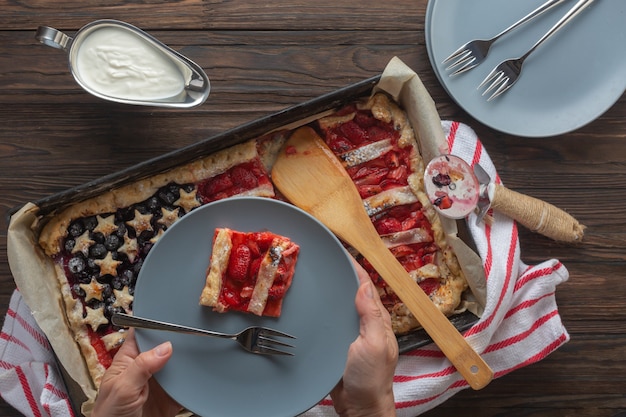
[68, 256, 86, 274]
[83, 216, 97, 231]
[104, 234, 121, 251]
[87, 258, 99, 273]
[158, 189, 176, 205]
[68, 221, 84, 237]
[146, 196, 160, 212]
[121, 268, 134, 280]
[89, 243, 107, 259]
[101, 284, 113, 300]
[105, 305, 124, 320]
[120, 269, 133, 287]
[133, 259, 143, 275]
[64, 238, 76, 253]
[86, 300, 103, 312]
[115, 223, 127, 237]
[118, 207, 134, 222]
[77, 273, 92, 284]
[92, 232, 104, 244]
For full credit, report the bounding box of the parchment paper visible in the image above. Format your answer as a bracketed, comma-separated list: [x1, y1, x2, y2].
[7, 203, 95, 412]
[6, 56, 486, 416]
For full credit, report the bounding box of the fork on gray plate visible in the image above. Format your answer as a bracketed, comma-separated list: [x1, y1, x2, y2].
[443, 0, 567, 76]
[112, 312, 296, 356]
[479, 0, 596, 101]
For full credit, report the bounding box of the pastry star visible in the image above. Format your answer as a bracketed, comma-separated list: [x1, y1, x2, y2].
[125, 209, 153, 235]
[157, 207, 180, 229]
[118, 231, 139, 262]
[113, 286, 133, 313]
[71, 231, 95, 256]
[80, 280, 106, 302]
[150, 228, 166, 244]
[93, 214, 118, 236]
[95, 252, 122, 277]
[174, 188, 201, 213]
[84, 306, 109, 332]
[101, 331, 126, 351]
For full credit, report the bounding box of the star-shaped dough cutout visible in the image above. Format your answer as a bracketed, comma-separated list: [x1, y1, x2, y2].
[84, 306, 109, 332]
[71, 231, 95, 256]
[174, 188, 201, 213]
[118, 232, 139, 263]
[157, 207, 180, 229]
[102, 331, 126, 351]
[80, 280, 106, 302]
[113, 286, 133, 313]
[125, 209, 153, 235]
[93, 214, 118, 236]
[150, 228, 166, 244]
[95, 252, 122, 277]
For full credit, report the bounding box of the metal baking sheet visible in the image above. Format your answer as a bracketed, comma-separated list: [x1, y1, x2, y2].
[13, 73, 478, 355]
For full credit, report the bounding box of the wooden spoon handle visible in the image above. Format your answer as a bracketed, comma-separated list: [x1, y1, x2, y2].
[345, 221, 493, 390]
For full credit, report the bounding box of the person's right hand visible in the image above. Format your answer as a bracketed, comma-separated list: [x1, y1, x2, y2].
[330, 259, 399, 417]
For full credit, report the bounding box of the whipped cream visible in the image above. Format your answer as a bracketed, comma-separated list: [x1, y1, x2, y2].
[75, 26, 185, 101]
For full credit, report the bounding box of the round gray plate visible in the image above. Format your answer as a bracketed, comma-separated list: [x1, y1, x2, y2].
[426, 0, 626, 137]
[133, 197, 359, 417]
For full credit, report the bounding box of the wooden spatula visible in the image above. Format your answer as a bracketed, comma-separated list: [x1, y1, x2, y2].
[271, 126, 493, 390]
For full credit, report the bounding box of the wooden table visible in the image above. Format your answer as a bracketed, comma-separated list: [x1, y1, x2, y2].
[1, 1, 624, 416]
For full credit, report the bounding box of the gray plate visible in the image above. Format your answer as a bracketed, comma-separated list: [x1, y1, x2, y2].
[133, 197, 359, 417]
[426, 0, 626, 137]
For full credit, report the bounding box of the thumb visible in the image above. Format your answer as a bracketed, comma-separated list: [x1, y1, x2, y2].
[124, 341, 173, 388]
[354, 279, 387, 334]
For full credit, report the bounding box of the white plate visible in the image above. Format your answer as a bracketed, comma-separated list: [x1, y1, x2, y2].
[133, 197, 359, 417]
[425, 0, 626, 137]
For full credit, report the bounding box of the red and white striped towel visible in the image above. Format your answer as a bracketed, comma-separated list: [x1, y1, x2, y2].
[306, 121, 570, 416]
[0, 290, 75, 416]
[0, 122, 569, 417]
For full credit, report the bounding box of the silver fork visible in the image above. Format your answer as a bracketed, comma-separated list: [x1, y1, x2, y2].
[443, 0, 567, 76]
[112, 312, 296, 356]
[479, 0, 596, 101]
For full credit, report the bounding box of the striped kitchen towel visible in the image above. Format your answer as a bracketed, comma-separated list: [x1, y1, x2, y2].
[306, 121, 570, 416]
[0, 289, 75, 417]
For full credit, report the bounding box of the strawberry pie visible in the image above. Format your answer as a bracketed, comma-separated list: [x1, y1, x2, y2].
[200, 228, 299, 317]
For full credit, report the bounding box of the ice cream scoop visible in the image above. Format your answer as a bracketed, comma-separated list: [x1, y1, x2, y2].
[425, 154, 585, 242]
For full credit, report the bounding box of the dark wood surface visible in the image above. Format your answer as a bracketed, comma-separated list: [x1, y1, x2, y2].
[1, 1, 624, 416]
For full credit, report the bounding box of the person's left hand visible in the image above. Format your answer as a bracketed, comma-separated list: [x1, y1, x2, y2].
[91, 328, 182, 417]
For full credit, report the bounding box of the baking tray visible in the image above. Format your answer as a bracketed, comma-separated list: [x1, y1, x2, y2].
[12, 74, 478, 356]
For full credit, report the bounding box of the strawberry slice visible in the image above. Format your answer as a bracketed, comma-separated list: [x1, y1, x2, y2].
[227, 244, 251, 281]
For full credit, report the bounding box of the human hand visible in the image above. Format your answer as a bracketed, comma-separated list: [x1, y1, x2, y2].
[330, 259, 399, 417]
[92, 328, 182, 417]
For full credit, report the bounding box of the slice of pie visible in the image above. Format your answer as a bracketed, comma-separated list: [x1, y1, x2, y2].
[200, 228, 299, 317]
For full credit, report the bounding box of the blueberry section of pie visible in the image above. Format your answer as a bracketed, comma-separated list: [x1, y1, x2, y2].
[38, 140, 276, 386]
[57, 183, 194, 367]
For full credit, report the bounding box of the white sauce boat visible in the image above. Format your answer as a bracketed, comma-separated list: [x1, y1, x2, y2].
[36, 19, 210, 108]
